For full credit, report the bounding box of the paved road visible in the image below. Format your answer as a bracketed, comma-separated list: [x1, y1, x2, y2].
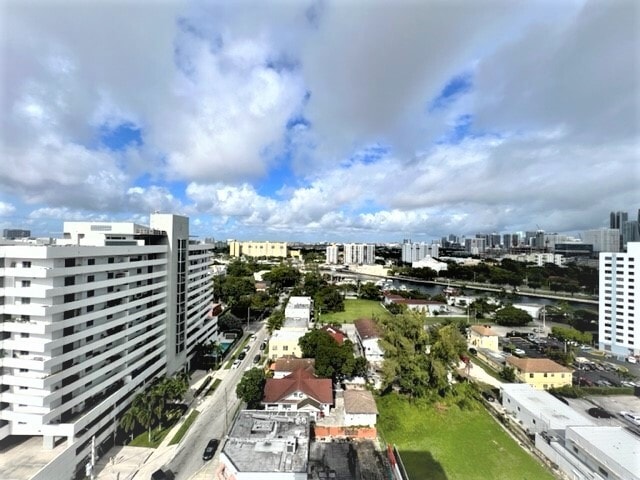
[166, 324, 269, 480]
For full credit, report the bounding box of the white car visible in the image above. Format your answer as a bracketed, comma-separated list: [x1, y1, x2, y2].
[620, 411, 640, 427]
[514, 348, 526, 356]
[231, 359, 242, 369]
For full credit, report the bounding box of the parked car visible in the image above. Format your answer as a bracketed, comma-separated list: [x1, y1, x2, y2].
[238, 351, 247, 360]
[253, 354, 261, 364]
[250, 334, 257, 341]
[260, 341, 267, 351]
[513, 348, 526, 357]
[626, 356, 638, 364]
[587, 407, 612, 419]
[620, 411, 640, 427]
[231, 359, 241, 369]
[202, 438, 220, 461]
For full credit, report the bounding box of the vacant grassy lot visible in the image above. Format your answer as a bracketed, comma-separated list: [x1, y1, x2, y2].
[320, 299, 391, 324]
[377, 393, 555, 480]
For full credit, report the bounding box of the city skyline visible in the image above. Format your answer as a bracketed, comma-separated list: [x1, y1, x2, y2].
[1, 0, 638, 242]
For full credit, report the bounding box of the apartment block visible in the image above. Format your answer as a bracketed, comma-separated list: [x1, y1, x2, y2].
[343, 243, 375, 265]
[325, 244, 339, 264]
[599, 242, 639, 357]
[228, 240, 288, 258]
[0, 214, 217, 480]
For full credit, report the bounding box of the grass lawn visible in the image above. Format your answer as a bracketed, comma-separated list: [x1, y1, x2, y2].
[377, 393, 555, 480]
[319, 299, 392, 324]
[169, 410, 200, 445]
[129, 423, 175, 448]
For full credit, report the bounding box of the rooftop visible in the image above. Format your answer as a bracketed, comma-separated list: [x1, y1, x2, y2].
[320, 325, 347, 345]
[506, 356, 573, 373]
[272, 357, 315, 374]
[470, 325, 499, 337]
[271, 329, 307, 341]
[221, 410, 311, 474]
[343, 390, 378, 415]
[501, 384, 593, 430]
[567, 425, 640, 479]
[263, 369, 333, 405]
[354, 318, 381, 340]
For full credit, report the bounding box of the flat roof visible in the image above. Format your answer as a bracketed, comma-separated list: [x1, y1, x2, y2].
[271, 329, 306, 341]
[501, 384, 594, 430]
[567, 426, 640, 480]
[221, 411, 311, 474]
[0, 436, 68, 480]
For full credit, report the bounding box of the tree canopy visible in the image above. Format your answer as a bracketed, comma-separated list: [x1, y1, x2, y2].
[263, 263, 301, 291]
[299, 329, 366, 379]
[493, 305, 532, 327]
[236, 368, 267, 409]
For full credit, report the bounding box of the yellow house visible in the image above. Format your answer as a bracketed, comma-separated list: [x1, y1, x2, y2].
[268, 329, 305, 360]
[469, 325, 500, 352]
[228, 240, 289, 258]
[506, 357, 573, 390]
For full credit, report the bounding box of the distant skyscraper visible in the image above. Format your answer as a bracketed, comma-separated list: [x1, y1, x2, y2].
[610, 211, 628, 229]
[401, 240, 439, 263]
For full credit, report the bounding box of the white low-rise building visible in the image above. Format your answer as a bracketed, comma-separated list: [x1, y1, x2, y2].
[0, 214, 217, 480]
[353, 318, 384, 364]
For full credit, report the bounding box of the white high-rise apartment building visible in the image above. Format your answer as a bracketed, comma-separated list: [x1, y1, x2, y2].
[343, 243, 375, 265]
[325, 244, 339, 264]
[0, 214, 217, 480]
[583, 228, 620, 253]
[401, 240, 439, 263]
[599, 242, 639, 357]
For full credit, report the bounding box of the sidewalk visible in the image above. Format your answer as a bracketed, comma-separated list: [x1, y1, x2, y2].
[95, 370, 226, 480]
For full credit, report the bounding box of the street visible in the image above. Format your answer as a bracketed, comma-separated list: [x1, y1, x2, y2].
[167, 324, 268, 480]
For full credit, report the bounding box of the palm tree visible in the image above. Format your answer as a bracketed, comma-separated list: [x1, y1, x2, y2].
[131, 392, 155, 442]
[119, 404, 139, 442]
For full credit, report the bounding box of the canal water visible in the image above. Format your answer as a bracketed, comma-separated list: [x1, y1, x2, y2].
[386, 278, 595, 310]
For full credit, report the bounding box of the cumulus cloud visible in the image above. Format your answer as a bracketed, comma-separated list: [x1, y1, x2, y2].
[0, 201, 16, 216]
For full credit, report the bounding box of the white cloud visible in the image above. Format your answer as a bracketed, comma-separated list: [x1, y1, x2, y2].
[0, 201, 16, 216]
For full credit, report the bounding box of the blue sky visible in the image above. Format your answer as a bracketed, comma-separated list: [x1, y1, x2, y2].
[1, 0, 638, 242]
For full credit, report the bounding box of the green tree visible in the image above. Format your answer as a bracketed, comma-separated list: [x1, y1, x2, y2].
[236, 368, 267, 409]
[220, 276, 255, 306]
[499, 366, 516, 382]
[303, 271, 326, 298]
[315, 285, 344, 313]
[359, 282, 382, 300]
[267, 309, 284, 333]
[264, 264, 301, 291]
[493, 305, 532, 327]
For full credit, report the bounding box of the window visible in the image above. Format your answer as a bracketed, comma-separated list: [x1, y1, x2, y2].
[87, 275, 94, 283]
[544, 373, 548, 377]
[88, 258, 95, 266]
[64, 258, 75, 267]
[20, 333, 29, 338]
[21, 297, 30, 305]
[22, 261, 31, 268]
[272, 345, 277, 350]
[108, 257, 114, 264]
[283, 345, 289, 351]
[87, 290, 94, 298]
[529, 373, 534, 378]
[21, 280, 30, 287]
[86, 305, 94, 313]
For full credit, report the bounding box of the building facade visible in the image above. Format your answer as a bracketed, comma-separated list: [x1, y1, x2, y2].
[599, 242, 640, 357]
[583, 229, 620, 253]
[401, 240, 439, 264]
[228, 240, 288, 258]
[0, 214, 217, 479]
[325, 244, 339, 264]
[343, 244, 375, 265]
[506, 357, 573, 390]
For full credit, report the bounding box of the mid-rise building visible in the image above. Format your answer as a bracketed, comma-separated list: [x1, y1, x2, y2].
[464, 237, 486, 255]
[0, 214, 217, 480]
[599, 242, 640, 357]
[228, 240, 288, 258]
[343, 243, 375, 265]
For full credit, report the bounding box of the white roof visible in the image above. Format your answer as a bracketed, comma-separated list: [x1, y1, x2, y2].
[567, 426, 640, 480]
[501, 384, 594, 430]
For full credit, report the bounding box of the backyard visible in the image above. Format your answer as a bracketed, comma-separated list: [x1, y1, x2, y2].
[377, 393, 555, 480]
[319, 298, 392, 323]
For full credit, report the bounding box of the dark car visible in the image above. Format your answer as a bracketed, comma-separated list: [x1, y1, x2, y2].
[202, 438, 220, 461]
[151, 469, 173, 480]
[238, 351, 246, 361]
[260, 341, 267, 351]
[587, 407, 612, 419]
[253, 354, 261, 364]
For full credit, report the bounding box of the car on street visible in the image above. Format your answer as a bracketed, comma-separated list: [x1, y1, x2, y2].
[250, 334, 257, 341]
[260, 341, 267, 351]
[238, 351, 247, 360]
[513, 348, 526, 357]
[587, 407, 612, 419]
[202, 438, 220, 461]
[253, 354, 261, 364]
[231, 359, 241, 369]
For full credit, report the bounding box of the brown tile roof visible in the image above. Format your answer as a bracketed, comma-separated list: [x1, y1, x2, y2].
[354, 318, 381, 340]
[470, 325, 499, 337]
[272, 356, 316, 374]
[343, 390, 378, 415]
[321, 325, 347, 345]
[263, 368, 333, 405]
[506, 356, 573, 373]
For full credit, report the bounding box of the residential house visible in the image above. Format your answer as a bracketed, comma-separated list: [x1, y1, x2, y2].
[314, 389, 379, 441]
[354, 318, 384, 364]
[320, 325, 347, 345]
[262, 368, 333, 419]
[272, 357, 316, 379]
[268, 329, 305, 360]
[469, 325, 500, 352]
[506, 357, 573, 390]
[383, 292, 449, 315]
